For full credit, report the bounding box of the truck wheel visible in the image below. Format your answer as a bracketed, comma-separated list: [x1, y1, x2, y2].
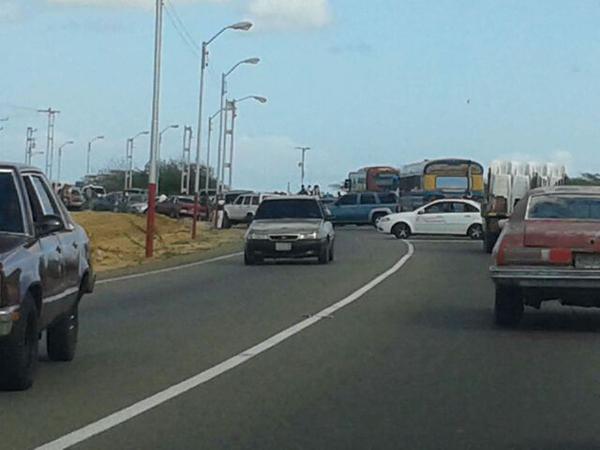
[467, 224, 484, 240]
[318, 242, 330, 264]
[47, 304, 79, 362]
[494, 286, 523, 327]
[244, 250, 257, 265]
[392, 223, 411, 239]
[0, 296, 38, 391]
[484, 231, 498, 253]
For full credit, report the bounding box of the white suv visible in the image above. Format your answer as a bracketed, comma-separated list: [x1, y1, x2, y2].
[224, 193, 279, 226]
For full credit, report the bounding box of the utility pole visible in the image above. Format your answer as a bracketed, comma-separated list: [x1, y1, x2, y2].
[180, 126, 192, 194]
[145, 0, 164, 258]
[296, 146, 311, 187]
[38, 108, 60, 180]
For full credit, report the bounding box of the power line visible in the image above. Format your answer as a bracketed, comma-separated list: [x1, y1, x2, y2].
[165, 0, 200, 52]
[164, 1, 200, 57]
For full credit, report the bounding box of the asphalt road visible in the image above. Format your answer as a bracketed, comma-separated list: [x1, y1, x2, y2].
[3, 228, 600, 450]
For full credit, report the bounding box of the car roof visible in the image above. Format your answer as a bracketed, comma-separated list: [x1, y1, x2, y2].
[529, 185, 600, 195]
[426, 198, 481, 207]
[262, 195, 316, 201]
[0, 162, 43, 173]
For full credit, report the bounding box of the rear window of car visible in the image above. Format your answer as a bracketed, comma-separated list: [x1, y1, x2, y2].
[255, 199, 323, 220]
[527, 195, 600, 220]
[0, 171, 24, 233]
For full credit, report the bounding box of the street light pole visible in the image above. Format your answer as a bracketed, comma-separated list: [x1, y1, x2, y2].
[57, 140, 74, 182]
[226, 95, 267, 189]
[296, 146, 311, 187]
[157, 124, 179, 193]
[125, 131, 149, 190]
[86, 135, 104, 175]
[191, 21, 252, 239]
[146, 0, 164, 258]
[216, 57, 261, 196]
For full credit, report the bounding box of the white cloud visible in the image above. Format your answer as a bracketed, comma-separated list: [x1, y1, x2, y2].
[248, 0, 332, 30]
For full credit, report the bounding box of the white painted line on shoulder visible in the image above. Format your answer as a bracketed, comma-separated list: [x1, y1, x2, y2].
[36, 242, 415, 450]
[97, 252, 244, 286]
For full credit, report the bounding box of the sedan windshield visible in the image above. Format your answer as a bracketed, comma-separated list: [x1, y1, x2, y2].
[528, 195, 600, 220]
[255, 200, 323, 220]
[0, 172, 24, 233]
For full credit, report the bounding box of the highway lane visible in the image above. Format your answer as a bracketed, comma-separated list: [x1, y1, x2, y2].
[1, 227, 408, 450]
[5, 230, 600, 449]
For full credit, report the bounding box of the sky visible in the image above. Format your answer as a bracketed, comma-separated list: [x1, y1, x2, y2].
[1, 0, 600, 192]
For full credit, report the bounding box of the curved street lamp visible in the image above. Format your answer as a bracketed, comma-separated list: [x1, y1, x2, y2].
[216, 57, 261, 194]
[57, 140, 74, 182]
[192, 20, 254, 239]
[86, 135, 104, 175]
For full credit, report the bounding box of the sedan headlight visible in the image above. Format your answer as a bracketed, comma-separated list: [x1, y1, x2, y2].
[379, 216, 392, 223]
[247, 232, 269, 240]
[298, 232, 318, 240]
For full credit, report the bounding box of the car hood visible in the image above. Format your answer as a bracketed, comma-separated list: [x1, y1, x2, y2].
[385, 211, 416, 220]
[0, 234, 29, 261]
[250, 219, 322, 234]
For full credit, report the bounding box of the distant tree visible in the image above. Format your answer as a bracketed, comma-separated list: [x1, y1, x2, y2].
[566, 173, 600, 186]
[84, 159, 218, 195]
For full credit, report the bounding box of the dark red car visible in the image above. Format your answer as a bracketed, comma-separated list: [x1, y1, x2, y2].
[490, 186, 600, 326]
[155, 195, 207, 219]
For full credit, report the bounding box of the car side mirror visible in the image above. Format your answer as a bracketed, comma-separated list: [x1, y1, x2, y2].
[36, 214, 64, 236]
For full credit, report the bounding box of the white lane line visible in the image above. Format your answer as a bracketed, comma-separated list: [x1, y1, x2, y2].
[409, 239, 481, 244]
[36, 242, 415, 450]
[97, 252, 244, 286]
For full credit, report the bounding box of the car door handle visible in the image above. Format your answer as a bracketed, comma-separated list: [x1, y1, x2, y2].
[72, 242, 79, 249]
[56, 246, 62, 254]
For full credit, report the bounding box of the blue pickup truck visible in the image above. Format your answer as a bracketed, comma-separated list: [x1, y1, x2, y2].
[326, 192, 399, 225]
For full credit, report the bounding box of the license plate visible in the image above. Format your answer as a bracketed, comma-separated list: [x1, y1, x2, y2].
[275, 242, 292, 252]
[575, 253, 600, 269]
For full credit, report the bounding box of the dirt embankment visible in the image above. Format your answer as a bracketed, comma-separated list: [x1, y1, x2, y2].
[72, 212, 244, 273]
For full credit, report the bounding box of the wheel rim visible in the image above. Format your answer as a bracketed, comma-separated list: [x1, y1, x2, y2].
[470, 226, 482, 239]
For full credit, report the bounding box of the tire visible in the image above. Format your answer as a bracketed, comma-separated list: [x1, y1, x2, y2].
[371, 212, 386, 226]
[318, 242, 330, 264]
[169, 209, 178, 219]
[244, 250, 258, 265]
[392, 223, 411, 240]
[47, 304, 79, 362]
[484, 231, 498, 253]
[222, 213, 232, 229]
[494, 286, 524, 327]
[0, 296, 38, 391]
[468, 224, 484, 240]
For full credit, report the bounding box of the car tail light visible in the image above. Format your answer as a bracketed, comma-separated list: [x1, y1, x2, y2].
[498, 247, 572, 266]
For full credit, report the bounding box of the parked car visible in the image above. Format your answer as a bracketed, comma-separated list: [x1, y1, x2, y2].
[0, 163, 95, 390]
[121, 194, 148, 214]
[377, 198, 483, 239]
[155, 195, 207, 219]
[92, 191, 124, 212]
[59, 185, 85, 211]
[244, 196, 335, 265]
[82, 184, 106, 201]
[490, 186, 600, 326]
[224, 190, 253, 205]
[224, 192, 279, 226]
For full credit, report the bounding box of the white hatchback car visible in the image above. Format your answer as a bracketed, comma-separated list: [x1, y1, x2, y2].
[376, 199, 483, 240]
